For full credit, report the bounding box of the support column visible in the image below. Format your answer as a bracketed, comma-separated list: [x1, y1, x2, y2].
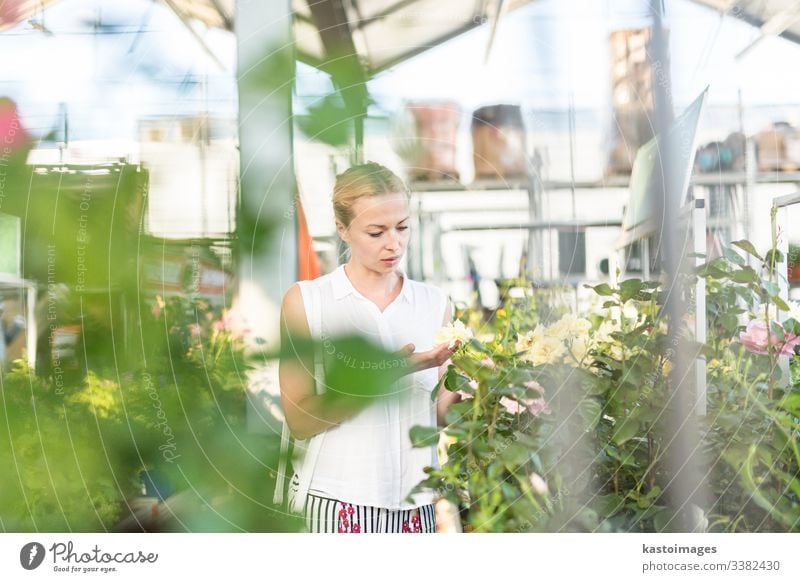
[235, 0, 297, 435]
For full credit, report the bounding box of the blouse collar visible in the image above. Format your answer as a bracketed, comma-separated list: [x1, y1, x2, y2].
[331, 263, 412, 305]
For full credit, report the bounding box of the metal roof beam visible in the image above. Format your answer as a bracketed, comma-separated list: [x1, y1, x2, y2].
[305, 0, 368, 108]
[160, 0, 227, 70]
[368, 19, 484, 75]
[206, 0, 233, 30]
[353, 0, 420, 30]
[689, 0, 800, 46]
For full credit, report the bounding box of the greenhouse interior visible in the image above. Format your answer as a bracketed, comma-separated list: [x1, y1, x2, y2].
[1, 0, 800, 535]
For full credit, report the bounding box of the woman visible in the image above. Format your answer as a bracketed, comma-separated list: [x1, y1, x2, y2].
[278, 162, 461, 533]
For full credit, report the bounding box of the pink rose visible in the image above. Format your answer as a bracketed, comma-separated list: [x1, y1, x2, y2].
[456, 379, 477, 401]
[500, 396, 524, 415]
[523, 380, 545, 394]
[739, 320, 800, 356]
[526, 397, 551, 417]
[499, 396, 551, 417]
[781, 333, 800, 356]
[529, 473, 549, 496]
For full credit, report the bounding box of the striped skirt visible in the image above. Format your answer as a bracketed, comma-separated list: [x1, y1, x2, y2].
[304, 492, 436, 533]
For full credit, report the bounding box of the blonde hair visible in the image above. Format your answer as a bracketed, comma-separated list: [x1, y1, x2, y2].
[333, 162, 409, 228]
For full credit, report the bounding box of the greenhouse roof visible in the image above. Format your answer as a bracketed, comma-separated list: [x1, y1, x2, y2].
[3, 1, 799, 73]
[2, 1, 532, 75]
[690, 0, 800, 47]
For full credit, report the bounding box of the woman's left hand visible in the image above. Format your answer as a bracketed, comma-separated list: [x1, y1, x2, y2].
[397, 341, 460, 374]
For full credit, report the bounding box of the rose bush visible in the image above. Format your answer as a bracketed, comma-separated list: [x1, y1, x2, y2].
[410, 233, 800, 532]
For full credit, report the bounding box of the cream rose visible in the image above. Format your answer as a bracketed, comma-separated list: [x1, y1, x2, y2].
[435, 319, 474, 349]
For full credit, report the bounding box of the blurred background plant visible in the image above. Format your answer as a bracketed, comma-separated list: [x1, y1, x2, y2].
[0, 294, 305, 532]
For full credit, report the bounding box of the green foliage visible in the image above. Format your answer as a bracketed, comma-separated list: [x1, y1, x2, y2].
[416, 244, 800, 532]
[698, 238, 800, 532]
[0, 296, 299, 532]
[0, 361, 137, 531]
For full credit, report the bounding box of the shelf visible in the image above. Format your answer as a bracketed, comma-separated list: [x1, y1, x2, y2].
[410, 178, 532, 192]
[410, 171, 800, 193]
[774, 192, 800, 209]
[445, 220, 622, 233]
[0, 273, 36, 289]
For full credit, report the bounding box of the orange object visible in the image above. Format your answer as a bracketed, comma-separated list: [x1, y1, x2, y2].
[296, 197, 321, 280]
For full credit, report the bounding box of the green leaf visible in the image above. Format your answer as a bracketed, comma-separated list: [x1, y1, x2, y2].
[764, 281, 780, 297]
[501, 481, 519, 500]
[590, 283, 615, 297]
[583, 376, 610, 396]
[787, 318, 800, 335]
[528, 451, 544, 473]
[487, 460, 505, 480]
[619, 279, 643, 303]
[594, 493, 626, 517]
[731, 240, 763, 260]
[643, 485, 662, 503]
[771, 321, 786, 342]
[295, 93, 354, 148]
[443, 367, 474, 395]
[724, 248, 745, 266]
[653, 508, 679, 532]
[467, 337, 491, 353]
[639, 504, 666, 522]
[409, 425, 440, 448]
[611, 416, 639, 445]
[699, 265, 730, 280]
[443, 427, 468, 440]
[501, 442, 531, 467]
[430, 380, 441, 402]
[579, 398, 603, 429]
[731, 266, 759, 284]
[504, 369, 538, 385]
[719, 313, 739, 332]
[773, 295, 790, 311]
[780, 393, 800, 416]
[279, 334, 406, 400]
[619, 451, 641, 468]
[765, 248, 785, 266]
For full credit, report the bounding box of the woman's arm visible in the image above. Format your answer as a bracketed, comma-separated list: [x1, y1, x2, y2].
[436, 298, 462, 426]
[278, 284, 366, 440]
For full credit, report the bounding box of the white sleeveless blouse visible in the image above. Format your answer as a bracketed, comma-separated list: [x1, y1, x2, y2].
[295, 264, 447, 510]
